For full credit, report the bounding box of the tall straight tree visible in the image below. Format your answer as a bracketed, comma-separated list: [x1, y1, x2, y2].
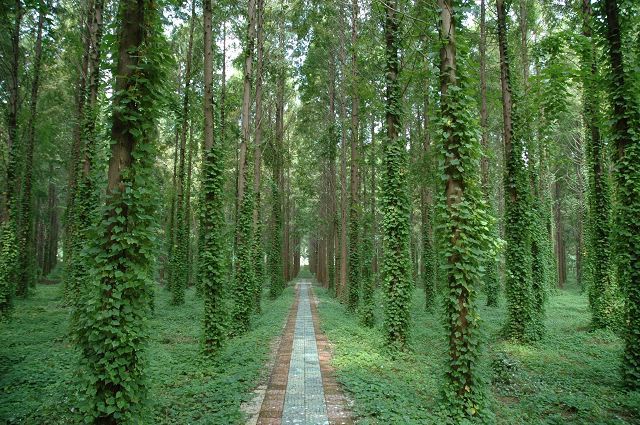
[0, 0, 23, 316]
[66, 0, 105, 306]
[601, 0, 640, 390]
[268, 8, 286, 299]
[16, 4, 45, 297]
[252, 0, 265, 312]
[202, 0, 227, 355]
[233, 0, 257, 331]
[382, 0, 411, 350]
[497, 0, 540, 342]
[479, 0, 499, 307]
[347, 0, 360, 312]
[170, 0, 196, 306]
[75, 0, 165, 421]
[580, 0, 615, 329]
[438, 0, 496, 419]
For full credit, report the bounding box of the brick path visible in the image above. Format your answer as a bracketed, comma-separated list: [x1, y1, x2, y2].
[256, 281, 352, 425]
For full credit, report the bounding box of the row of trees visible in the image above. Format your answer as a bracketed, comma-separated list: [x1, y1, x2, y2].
[1, 0, 638, 422]
[295, 0, 639, 420]
[1, 0, 304, 422]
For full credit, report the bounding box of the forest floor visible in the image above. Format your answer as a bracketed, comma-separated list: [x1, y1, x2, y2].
[0, 283, 295, 424]
[314, 283, 640, 424]
[2, 279, 639, 424]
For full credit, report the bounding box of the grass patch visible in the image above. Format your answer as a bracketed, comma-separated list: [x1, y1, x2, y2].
[314, 285, 640, 424]
[0, 283, 295, 424]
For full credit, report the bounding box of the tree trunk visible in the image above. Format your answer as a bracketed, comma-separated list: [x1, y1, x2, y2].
[237, 0, 256, 211]
[338, 10, 348, 300]
[602, 0, 640, 389]
[170, 0, 196, 305]
[552, 179, 566, 289]
[16, 5, 45, 295]
[581, 0, 614, 328]
[382, 0, 411, 350]
[80, 1, 160, 420]
[202, 0, 227, 354]
[347, 0, 360, 311]
[497, 0, 538, 342]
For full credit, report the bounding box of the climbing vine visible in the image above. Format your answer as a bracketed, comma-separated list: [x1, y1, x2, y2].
[600, 0, 640, 390]
[381, 0, 411, 351]
[233, 185, 256, 334]
[201, 136, 228, 355]
[269, 178, 285, 298]
[0, 221, 18, 318]
[74, 0, 167, 421]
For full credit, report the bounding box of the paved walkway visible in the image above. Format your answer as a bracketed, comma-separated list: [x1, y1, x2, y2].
[282, 284, 328, 424]
[256, 281, 352, 425]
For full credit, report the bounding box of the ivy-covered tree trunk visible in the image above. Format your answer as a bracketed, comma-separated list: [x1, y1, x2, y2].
[382, 0, 411, 351]
[420, 64, 435, 312]
[581, 0, 616, 330]
[347, 0, 360, 312]
[268, 13, 286, 299]
[338, 9, 349, 300]
[327, 47, 338, 294]
[479, 0, 499, 307]
[63, 0, 90, 304]
[232, 0, 257, 330]
[170, 0, 196, 306]
[1, 0, 22, 314]
[438, 0, 494, 419]
[252, 0, 265, 312]
[66, 0, 105, 306]
[16, 5, 45, 297]
[360, 113, 375, 327]
[497, 0, 539, 342]
[75, 0, 164, 421]
[202, 0, 227, 355]
[602, 0, 640, 390]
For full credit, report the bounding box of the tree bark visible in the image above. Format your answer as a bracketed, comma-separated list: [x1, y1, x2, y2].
[237, 0, 256, 210]
[16, 4, 45, 295]
[347, 0, 360, 311]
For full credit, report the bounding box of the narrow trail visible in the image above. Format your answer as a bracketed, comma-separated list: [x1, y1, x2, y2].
[255, 281, 352, 425]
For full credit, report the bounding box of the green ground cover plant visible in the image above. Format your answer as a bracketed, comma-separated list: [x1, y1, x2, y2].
[314, 285, 640, 424]
[0, 284, 294, 424]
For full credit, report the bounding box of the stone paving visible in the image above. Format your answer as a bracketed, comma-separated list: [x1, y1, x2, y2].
[256, 281, 352, 425]
[281, 283, 329, 425]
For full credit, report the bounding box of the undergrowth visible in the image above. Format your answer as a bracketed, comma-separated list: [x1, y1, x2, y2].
[0, 284, 294, 424]
[314, 285, 640, 424]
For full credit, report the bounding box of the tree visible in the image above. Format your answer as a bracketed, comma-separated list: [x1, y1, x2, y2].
[347, 0, 360, 313]
[438, 0, 495, 419]
[169, 0, 196, 306]
[16, 3, 46, 297]
[497, 0, 541, 342]
[0, 0, 23, 317]
[65, 0, 105, 306]
[233, 0, 257, 330]
[581, 0, 616, 330]
[601, 0, 640, 390]
[479, 0, 500, 307]
[252, 0, 266, 312]
[382, 0, 411, 351]
[268, 8, 286, 299]
[74, 0, 165, 420]
[202, 0, 227, 355]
